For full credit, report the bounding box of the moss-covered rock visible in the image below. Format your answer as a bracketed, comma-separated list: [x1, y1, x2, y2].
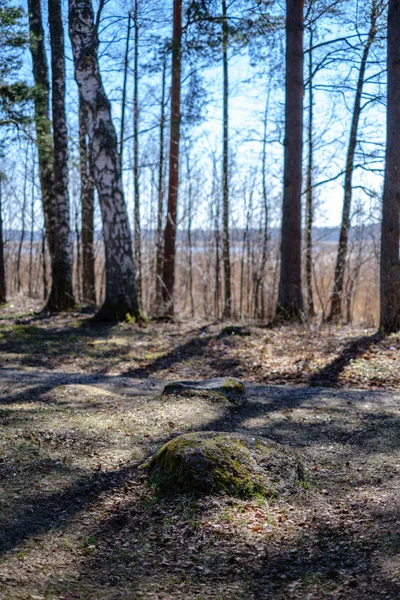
[162, 378, 247, 406]
[141, 431, 304, 498]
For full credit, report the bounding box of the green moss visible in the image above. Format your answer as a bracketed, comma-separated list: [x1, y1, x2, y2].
[221, 379, 246, 394]
[141, 431, 304, 499]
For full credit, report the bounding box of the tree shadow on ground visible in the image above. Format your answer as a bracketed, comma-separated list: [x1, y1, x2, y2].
[0, 463, 135, 557]
[2, 377, 400, 598]
[309, 332, 384, 387]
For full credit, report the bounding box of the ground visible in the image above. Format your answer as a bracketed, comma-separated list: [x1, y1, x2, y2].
[0, 306, 400, 599]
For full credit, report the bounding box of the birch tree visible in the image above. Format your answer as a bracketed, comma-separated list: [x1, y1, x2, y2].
[68, 0, 139, 322]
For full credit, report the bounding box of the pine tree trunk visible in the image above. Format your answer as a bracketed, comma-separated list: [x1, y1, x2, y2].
[46, 0, 75, 311]
[380, 0, 400, 332]
[276, 0, 305, 320]
[328, 2, 378, 322]
[305, 26, 315, 318]
[68, 0, 139, 322]
[79, 97, 96, 306]
[155, 58, 167, 314]
[162, 0, 182, 316]
[27, 0, 56, 260]
[222, 0, 231, 319]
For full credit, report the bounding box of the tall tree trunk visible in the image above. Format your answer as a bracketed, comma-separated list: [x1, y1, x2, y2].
[253, 88, 270, 319]
[133, 0, 142, 309]
[27, 0, 56, 260]
[305, 26, 315, 318]
[185, 150, 195, 318]
[222, 0, 231, 319]
[68, 0, 139, 322]
[79, 97, 96, 306]
[42, 228, 48, 300]
[120, 12, 131, 159]
[276, 0, 305, 320]
[28, 174, 34, 298]
[47, 0, 75, 311]
[0, 178, 6, 304]
[162, 0, 182, 316]
[155, 57, 167, 314]
[380, 0, 400, 332]
[328, 1, 378, 322]
[17, 144, 29, 293]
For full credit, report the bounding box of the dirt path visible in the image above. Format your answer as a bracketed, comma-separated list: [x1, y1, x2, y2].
[1, 367, 400, 599]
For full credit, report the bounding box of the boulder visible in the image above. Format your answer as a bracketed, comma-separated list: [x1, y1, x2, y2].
[141, 431, 304, 498]
[161, 378, 247, 406]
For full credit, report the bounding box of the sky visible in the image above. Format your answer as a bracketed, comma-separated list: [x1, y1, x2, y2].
[3, 0, 388, 234]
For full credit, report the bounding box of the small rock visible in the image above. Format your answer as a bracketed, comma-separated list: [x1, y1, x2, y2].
[161, 377, 247, 406]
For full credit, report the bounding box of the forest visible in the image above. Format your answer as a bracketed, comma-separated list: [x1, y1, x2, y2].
[1, 0, 400, 599]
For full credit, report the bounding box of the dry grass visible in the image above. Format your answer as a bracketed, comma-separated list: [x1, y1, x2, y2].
[3, 237, 380, 325]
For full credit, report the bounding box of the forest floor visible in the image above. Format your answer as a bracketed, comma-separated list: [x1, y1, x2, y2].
[1, 304, 400, 599]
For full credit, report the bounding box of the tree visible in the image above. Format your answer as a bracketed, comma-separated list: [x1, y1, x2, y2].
[154, 56, 167, 315]
[68, 0, 139, 322]
[221, 0, 231, 318]
[27, 0, 56, 262]
[0, 174, 6, 304]
[46, 0, 75, 311]
[0, 0, 29, 127]
[79, 96, 96, 307]
[327, 0, 384, 322]
[275, 0, 305, 320]
[161, 0, 182, 316]
[380, 0, 400, 332]
[132, 0, 142, 309]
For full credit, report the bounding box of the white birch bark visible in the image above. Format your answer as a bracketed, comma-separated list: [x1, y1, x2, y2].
[68, 0, 139, 321]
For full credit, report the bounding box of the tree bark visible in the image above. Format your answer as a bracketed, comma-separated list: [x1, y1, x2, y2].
[380, 0, 400, 332]
[79, 96, 96, 306]
[17, 144, 29, 293]
[155, 57, 167, 314]
[305, 26, 315, 318]
[133, 0, 142, 309]
[328, 1, 378, 322]
[222, 0, 232, 319]
[47, 0, 75, 311]
[162, 0, 182, 316]
[0, 178, 6, 304]
[276, 0, 305, 320]
[253, 88, 270, 319]
[27, 0, 56, 260]
[68, 0, 139, 322]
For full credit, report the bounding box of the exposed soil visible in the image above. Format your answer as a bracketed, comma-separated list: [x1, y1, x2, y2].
[0, 307, 400, 599]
